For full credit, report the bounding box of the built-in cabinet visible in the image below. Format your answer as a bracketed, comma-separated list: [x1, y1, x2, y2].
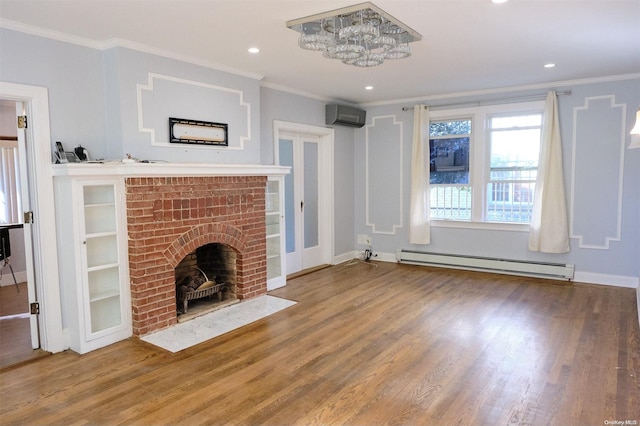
[266, 176, 286, 290]
[54, 176, 131, 354]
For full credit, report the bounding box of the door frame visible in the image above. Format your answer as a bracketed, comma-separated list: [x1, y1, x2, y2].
[273, 120, 334, 271]
[0, 82, 65, 353]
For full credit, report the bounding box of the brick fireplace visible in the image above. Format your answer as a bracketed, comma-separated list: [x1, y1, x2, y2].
[125, 175, 268, 336]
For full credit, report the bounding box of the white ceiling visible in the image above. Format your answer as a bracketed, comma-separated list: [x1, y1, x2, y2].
[1, 0, 638, 105]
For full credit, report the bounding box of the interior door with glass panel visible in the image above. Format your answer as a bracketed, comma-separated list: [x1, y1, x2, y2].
[279, 132, 324, 275]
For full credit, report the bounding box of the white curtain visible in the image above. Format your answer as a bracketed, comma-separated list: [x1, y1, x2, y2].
[409, 104, 431, 245]
[0, 145, 21, 224]
[528, 91, 570, 253]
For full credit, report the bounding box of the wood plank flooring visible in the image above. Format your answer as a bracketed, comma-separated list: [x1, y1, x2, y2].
[1, 262, 638, 425]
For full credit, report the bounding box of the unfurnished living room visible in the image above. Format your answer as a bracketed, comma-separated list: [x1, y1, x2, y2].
[0, 1, 638, 425]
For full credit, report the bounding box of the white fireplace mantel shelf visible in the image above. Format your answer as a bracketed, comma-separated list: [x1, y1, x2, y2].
[51, 162, 290, 178]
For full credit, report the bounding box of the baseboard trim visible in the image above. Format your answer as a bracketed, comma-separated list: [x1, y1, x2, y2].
[0, 270, 27, 287]
[573, 271, 639, 289]
[333, 251, 359, 265]
[637, 286, 640, 331]
[371, 252, 639, 289]
[338, 249, 640, 328]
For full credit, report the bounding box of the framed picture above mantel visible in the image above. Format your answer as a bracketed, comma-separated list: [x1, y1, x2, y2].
[169, 117, 228, 147]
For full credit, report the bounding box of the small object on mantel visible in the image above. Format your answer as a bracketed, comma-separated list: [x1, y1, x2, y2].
[122, 153, 136, 163]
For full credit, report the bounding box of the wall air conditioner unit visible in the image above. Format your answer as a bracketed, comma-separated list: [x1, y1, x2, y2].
[326, 104, 366, 128]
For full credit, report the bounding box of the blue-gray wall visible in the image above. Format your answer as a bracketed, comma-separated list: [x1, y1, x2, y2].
[260, 87, 355, 258]
[0, 30, 107, 158]
[1, 26, 637, 283]
[355, 78, 640, 282]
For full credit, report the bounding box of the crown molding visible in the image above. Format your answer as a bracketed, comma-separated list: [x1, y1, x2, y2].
[358, 73, 640, 108]
[0, 18, 104, 49]
[0, 19, 264, 81]
[260, 81, 333, 103]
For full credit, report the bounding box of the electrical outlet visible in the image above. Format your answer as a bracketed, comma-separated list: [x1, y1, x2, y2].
[357, 234, 372, 245]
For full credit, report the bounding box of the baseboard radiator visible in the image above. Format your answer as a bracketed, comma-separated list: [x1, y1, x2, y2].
[396, 249, 574, 280]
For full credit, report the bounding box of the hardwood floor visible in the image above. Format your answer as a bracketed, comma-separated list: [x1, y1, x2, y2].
[1, 262, 638, 425]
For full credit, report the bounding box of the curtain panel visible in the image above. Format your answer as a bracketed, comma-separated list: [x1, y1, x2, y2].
[528, 91, 570, 253]
[409, 104, 431, 244]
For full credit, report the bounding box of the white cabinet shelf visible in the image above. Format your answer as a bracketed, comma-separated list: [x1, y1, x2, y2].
[90, 289, 120, 302]
[54, 177, 132, 354]
[266, 177, 286, 290]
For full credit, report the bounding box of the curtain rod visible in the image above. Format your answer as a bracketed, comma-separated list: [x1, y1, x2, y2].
[401, 90, 571, 111]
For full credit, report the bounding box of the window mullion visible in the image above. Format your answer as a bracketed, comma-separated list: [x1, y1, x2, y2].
[470, 113, 485, 222]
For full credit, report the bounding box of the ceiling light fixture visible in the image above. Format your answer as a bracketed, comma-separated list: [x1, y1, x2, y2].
[544, 63, 556, 68]
[286, 2, 421, 68]
[365, 85, 374, 90]
[248, 47, 260, 54]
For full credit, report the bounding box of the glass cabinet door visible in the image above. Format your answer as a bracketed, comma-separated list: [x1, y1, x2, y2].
[266, 177, 285, 289]
[82, 184, 123, 335]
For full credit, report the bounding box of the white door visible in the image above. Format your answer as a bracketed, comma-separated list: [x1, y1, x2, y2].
[14, 101, 39, 349]
[279, 131, 328, 275]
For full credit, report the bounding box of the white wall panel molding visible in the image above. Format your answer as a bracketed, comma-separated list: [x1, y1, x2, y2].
[365, 115, 403, 235]
[570, 95, 626, 249]
[137, 73, 251, 151]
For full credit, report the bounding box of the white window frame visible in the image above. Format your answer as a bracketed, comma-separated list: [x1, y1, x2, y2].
[0, 138, 21, 225]
[429, 100, 545, 232]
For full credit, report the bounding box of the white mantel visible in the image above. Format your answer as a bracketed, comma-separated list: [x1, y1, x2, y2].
[51, 162, 290, 178]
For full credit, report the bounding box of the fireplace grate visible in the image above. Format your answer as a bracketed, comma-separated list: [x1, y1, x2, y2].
[177, 283, 225, 314]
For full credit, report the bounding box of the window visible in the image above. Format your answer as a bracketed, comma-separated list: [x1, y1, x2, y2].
[428, 102, 544, 225]
[486, 113, 541, 223]
[429, 119, 471, 220]
[0, 139, 21, 224]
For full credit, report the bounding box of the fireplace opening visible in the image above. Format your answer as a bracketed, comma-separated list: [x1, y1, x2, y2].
[175, 243, 239, 320]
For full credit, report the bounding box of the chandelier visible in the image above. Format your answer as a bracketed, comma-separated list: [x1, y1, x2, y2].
[286, 2, 422, 68]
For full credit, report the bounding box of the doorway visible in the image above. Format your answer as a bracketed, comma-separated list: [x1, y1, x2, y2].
[0, 99, 45, 368]
[274, 121, 334, 276]
[0, 82, 64, 356]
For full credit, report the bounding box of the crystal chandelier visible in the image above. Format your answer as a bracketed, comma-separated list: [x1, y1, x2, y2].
[286, 2, 422, 68]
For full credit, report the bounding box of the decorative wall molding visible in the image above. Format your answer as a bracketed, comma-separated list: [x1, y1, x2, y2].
[570, 95, 626, 249]
[137, 73, 251, 151]
[365, 114, 403, 235]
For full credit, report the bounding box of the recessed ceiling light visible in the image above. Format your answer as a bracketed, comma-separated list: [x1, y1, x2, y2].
[365, 86, 374, 91]
[544, 63, 556, 68]
[492, 0, 509, 3]
[248, 47, 260, 54]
